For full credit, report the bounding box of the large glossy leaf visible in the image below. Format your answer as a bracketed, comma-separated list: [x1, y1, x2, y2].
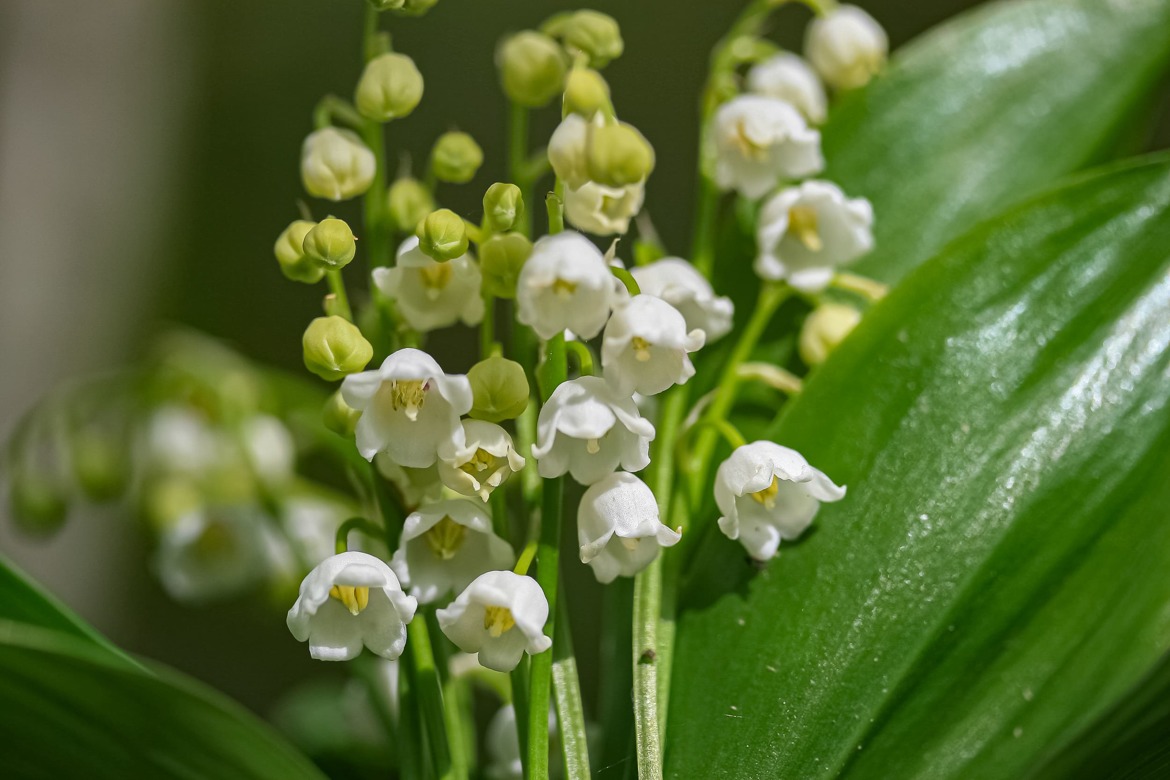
[823, 0, 1170, 285]
[667, 156, 1170, 778]
[0, 620, 326, 779]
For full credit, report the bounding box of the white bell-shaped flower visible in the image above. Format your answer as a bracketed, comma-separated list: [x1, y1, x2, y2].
[390, 499, 516, 604]
[375, 454, 446, 508]
[154, 505, 270, 603]
[715, 441, 845, 561]
[547, 113, 599, 189]
[145, 405, 219, 475]
[301, 127, 377, 201]
[711, 95, 823, 199]
[755, 179, 874, 292]
[341, 349, 473, 467]
[372, 237, 484, 332]
[746, 52, 828, 124]
[532, 376, 655, 485]
[516, 231, 617, 340]
[564, 180, 645, 236]
[241, 414, 296, 486]
[602, 296, 704, 396]
[805, 4, 888, 91]
[286, 551, 418, 661]
[630, 258, 734, 343]
[436, 570, 552, 672]
[577, 472, 681, 583]
[437, 420, 526, 501]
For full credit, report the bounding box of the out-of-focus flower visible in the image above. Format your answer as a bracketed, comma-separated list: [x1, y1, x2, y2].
[746, 52, 827, 124]
[711, 95, 822, 199]
[805, 5, 888, 91]
[630, 258, 734, 343]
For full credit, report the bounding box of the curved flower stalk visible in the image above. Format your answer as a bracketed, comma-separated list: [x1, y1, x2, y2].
[532, 376, 655, 485]
[715, 441, 846, 561]
[340, 348, 473, 467]
[437, 570, 552, 672]
[287, 551, 418, 661]
[390, 499, 515, 604]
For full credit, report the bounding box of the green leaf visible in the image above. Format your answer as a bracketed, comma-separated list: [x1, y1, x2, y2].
[0, 620, 327, 779]
[667, 156, 1170, 778]
[1028, 651, 1170, 780]
[824, 0, 1170, 285]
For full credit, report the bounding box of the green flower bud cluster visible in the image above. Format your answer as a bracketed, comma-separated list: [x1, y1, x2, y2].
[479, 232, 532, 299]
[468, 356, 529, 423]
[302, 218, 357, 270]
[303, 316, 374, 381]
[497, 31, 568, 107]
[274, 220, 326, 284]
[355, 52, 424, 122]
[416, 209, 469, 261]
[431, 131, 483, 184]
[544, 10, 623, 69]
[482, 183, 525, 232]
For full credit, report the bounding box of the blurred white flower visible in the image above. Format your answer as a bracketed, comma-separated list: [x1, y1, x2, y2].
[755, 179, 873, 292]
[390, 499, 516, 604]
[799, 302, 862, 366]
[516, 231, 617, 340]
[601, 295, 705, 396]
[287, 551, 418, 661]
[372, 237, 484, 332]
[485, 703, 560, 780]
[300, 127, 377, 201]
[437, 420, 526, 502]
[153, 505, 270, 603]
[145, 405, 218, 475]
[715, 441, 845, 561]
[341, 349, 473, 467]
[563, 179, 645, 236]
[532, 376, 655, 485]
[746, 52, 827, 124]
[240, 414, 296, 486]
[805, 4, 888, 91]
[630, 258, 734, 343]
[436, 571, 552, 672]
[711, 95, 823, 199]
[578, 472, 681, 583]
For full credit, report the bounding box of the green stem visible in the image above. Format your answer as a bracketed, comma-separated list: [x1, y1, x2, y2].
[397, 650, 427, 780]
[610, 265, 642, 296]
[528, 332, 566, 779]
[552, 591, 592, 780]
[690, 178, 721, 279]
[326, 269, 353, 321]
[334, 516, 382, 554]
[511, 661, 531, 774]
[631, 387, 688, 780]
[547, 179, 565, 235]
[564, 340, 594, 377]
[481, 291, 496, 357]
[656, 490, 689, 740]
[687, 283, 791, 506]
[408, 619, 459, 780]
[509, 102, 533, 237]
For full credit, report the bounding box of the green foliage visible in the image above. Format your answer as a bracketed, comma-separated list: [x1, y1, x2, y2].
[0, 557, 324, 779]
[667, 157, 1170, 778]
[822, 0, 1170, 285]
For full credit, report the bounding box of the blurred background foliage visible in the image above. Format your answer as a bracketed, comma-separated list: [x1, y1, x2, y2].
[3, 0, 1167, 722]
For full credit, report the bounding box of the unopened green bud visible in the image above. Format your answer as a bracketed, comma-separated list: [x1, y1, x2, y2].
[303, 316, 373, 381]
[563, 67, 611, 118]
[497, 31, 567, 107]
[302, 218, 356, 271]
[468, 356, 530, 423]
[799, 303, 862, 366]
[483, 183, 525, 232]
[431, 131, 483, 184]
[71, 432, 128, 503]
[355, 52, 424, 121]
[416, 209, 469, 261]
[559, 11, 623, 68]
[387, 177, 435, 234]
[587, 122, 655, 187]
[9, 473, 68, 536]
[323, 390, 362, 437]
[479, 232, 532, 298]
[274, 220, 325, 284]
[392, 0, 439, 17]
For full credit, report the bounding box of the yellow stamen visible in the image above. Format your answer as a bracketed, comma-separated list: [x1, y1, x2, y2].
[329, 584, 370, 616]
[379, 379, 428, 422]
[748, 476, 781, 509]
[483, 605, 516, 638]
[620, 536, 641, 552]
[459, 448, 497, 475]
[732, 119, 768, 160]
[423, 515, 467, 560]
[418, 262, 453, 298]
[585, 437, 601, 455]
[787, 205, 823, 251]
[552, 278, 577, 298]
[631, 336, 653, 362]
